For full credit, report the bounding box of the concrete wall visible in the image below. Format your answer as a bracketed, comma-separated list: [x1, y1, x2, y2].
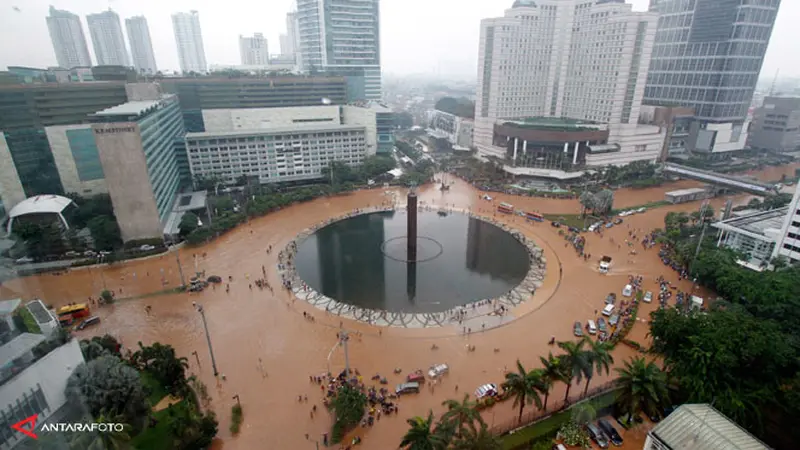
[45, 125, 108, 197]
[0, 133, 26, 215]
[0, 339, 84, 439]
[92, 123, 162, 241]
[341, 106, 378, 156]
[125, 82, 163, 101]
[202, 106, 341, 132]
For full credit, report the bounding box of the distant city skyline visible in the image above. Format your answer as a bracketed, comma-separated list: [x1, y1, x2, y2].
[2, 0, 799, 79]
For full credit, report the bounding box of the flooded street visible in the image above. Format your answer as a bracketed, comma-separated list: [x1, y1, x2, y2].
[0, 166, 790, 449]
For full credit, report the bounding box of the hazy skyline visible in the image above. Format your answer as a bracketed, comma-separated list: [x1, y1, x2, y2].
[1, 0, 797, 80]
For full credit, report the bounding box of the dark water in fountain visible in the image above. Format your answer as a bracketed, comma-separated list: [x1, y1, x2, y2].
[294, 210, 531, 313]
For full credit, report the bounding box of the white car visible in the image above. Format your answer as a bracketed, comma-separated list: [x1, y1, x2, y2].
[14, 256, 34, 264]
[643, 291, 653, 303]
[475, 383, 499, 399]
[636, 207, 646, 213]
[139, 244, 156, 251]
[483, 195, 493, 201]
[428, 364, 449, 379]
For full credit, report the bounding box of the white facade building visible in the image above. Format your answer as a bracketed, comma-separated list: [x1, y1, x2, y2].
[475, 0, 662, 173]
[172, 11, 208, 74]
[46, 6, 92, 68]
[86, 10, 130, 67]
[239, 33, 270, 66]
[296, 0, 382, 101]
[125, 16, 158, 75]
[773, 182, 800, 264]
[427, 109, 475, 149]
[186, 106, 379, 185]
[285, 11, 298, 61]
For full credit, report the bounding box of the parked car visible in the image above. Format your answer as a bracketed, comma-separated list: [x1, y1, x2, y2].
[605, 222, 614, 228]
[83, 250, 96, 257]
[609, 314, 620, 326]
[598, 419, 623, 446]
[14, 256, 34, 264]
[605, 293, 616, 304]
[568, 226, 580, 233]
[597, 317, 607, 332]
[65, 251, 81, 258]
[395, 382, 420, 395]
[636, 207, 646, 213]
[475, 383, 498, 399]
[613, 218, 623, 225]
[428, 364, 449, 379]
[139, 244, 156, 251]
[586, 423, 609, 449]
[644, 291, 653, 303]
[573, 321, 584, 337]
[77, 316, 101, 331]
[407, 370, 425, 383]
[551, 221, 561, 228]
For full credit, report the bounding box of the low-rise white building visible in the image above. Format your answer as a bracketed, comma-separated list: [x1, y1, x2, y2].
[645, 404, 769, 450]
[427, 109, 474, 149]
[186, 105, 382, 185]
[712, 207, 786, 271]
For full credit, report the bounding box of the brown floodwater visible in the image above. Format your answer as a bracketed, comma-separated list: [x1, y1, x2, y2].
[0, 166, 787, 450]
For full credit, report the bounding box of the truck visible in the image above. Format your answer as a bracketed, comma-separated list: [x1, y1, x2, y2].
[690, 295, 704, 310]
[599, 256, 612, 273]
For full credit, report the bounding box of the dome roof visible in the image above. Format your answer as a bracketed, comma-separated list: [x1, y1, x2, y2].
[8, 195, 74, 218]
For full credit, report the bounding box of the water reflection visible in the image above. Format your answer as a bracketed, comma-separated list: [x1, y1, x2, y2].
[294, 211, 530, 313]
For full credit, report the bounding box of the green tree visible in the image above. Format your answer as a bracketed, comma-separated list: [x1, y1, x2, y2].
[557, 340, 591, 405]
[451, 422, 502, 450]
[178, 212, 200, 237]
[331, 383, 367, 442]
[65, 356, 149, 432]
[583, 338, 614, 396]
[400, 410, 448, 450]
[130, 342, 190, 397]
[502, 360, 543, 424]
[441, 394, 484, 437]
[87, 215, 122, 251]
[614, 357, 669, 418]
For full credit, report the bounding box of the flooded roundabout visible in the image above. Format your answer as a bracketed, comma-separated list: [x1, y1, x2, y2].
[1, 165, 798, 450]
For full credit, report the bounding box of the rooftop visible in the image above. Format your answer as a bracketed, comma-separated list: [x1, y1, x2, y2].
[186, 123, 365, 139]
[666, 187, 709, 197]
[506, 116, 602, 126]
[8, 195, 74, 218]
[0, 333, 46, 365]
[93, 96, 173, 118]
[712, 207, 788, 239]
[650, 404, 770, 450]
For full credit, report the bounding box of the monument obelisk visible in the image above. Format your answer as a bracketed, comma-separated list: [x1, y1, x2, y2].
[407, 189, 418, 262]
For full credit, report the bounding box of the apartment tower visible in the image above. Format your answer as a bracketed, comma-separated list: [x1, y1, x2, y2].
[125, 16, 158, 75]
[46, 6, 92, 68]
[296, 0, 382, 101]
[239, 33, 269, 66]
[171, 11, 208, 74]
[86, 9, 131, 67]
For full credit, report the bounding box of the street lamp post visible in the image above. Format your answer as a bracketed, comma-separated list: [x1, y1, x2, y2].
[174, 245, 186, 288]
[193, 302, 218, 376]
[191, 350, 201, 367]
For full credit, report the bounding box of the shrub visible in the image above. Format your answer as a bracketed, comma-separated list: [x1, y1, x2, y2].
[556, 420, 591, 447]
[100, 289, 115, 304]
[230, 404, 243, 435]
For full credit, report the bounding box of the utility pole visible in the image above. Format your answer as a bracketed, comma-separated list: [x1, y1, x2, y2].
[340, 329, 351, 375]
[193, 302, 218, 376]
[690, 201, 710, 272]
[175, 245, 186, 287]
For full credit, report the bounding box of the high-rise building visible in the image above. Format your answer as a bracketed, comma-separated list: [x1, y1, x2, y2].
[171, 11, 208, 74]
[644, 0, 782, 158]
[285, 11, 298, 60]
[91, 93, 186, 241]
[748, 96, 800, 153]
[46, 6, 92, 68]
[125, 16, 158, 75]
[279, 34, 290, 56]
[86, 10, 130, 67]
[296, 0, 381, 101]
[475, 0, 663, 175]
[239, 33, 269, 66]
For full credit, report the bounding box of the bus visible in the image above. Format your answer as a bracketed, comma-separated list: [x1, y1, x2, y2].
[526, 212, 544, 222]
[497, 202, 514, 214]
[57, 303, 91, 326]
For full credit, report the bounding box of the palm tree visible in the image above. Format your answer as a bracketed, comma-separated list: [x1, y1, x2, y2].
[451, 422, 502, 450]
[400, 410, 448, 450]
[502, 360, 543, 424]
[615, 357, 669, 418]
[557, 339, 592, 405]
[583, 338, 615, 396]
[441, 394, 485, 436]
[538, 352, 563, 412]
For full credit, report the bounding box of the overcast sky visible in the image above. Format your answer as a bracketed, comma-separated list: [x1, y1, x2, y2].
[0, 0, 797, 80]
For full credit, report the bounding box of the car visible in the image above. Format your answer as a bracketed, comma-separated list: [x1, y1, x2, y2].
[568, 226, 580, 233]
[598, 419, 623, 446]
[636, 207, 646, 213]
[77, 316, 101, 331]
[475, 383, 498, 399]
[407, 370, 425, 383]
[65, 251, 81, 258]
[483, 195, 493, 201]
[428, 364, 449, 379]
[395, 382, 420, 395]
[83, 250, 96, 257]
[605, 222, 614, 228]
[643, 291, 653, 303]
[597, 317, 607, 332]
[551, 221, 561, 228]
[98, 250, 112, 256]
[605, 293, 616, 304]
[613, 218, 623, 225]
[609, 314, 620, 326]
[586, 423, 609, 449]
[139, 244, 156, 251]
[14, 256, 34, 264]
[573, 321, 584, 337]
